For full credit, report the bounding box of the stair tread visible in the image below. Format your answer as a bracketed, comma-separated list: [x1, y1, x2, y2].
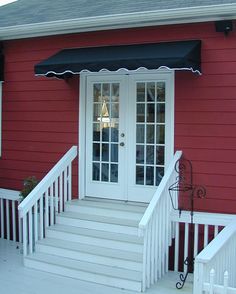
[47, 224, 143, 244]
[37, 237, 143, 262]
[70, 198, 147, 213]
[66, 202, 144, 219]
[26, 252, 142, 282]
[58, 211, 140, 227]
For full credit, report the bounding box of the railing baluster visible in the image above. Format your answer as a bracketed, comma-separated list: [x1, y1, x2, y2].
[64, 169, 68, 203]
[194, 223, 199, 258]
[39, 196, 44, 239]
[29, 210, 33, 254]
[18, 202, 22, 243]
[6, 199, 10, 240]
[34, 202, 38, 243]
[174, 221, 179, 271]
[50, 184, 54, 225]
[0, 198, 3, 238]
[45, 189, 49, 228]
[59, 171, 63, 213]
[68, 163, 72, 201]
[184, 222, 189, 273]
[12, 201, 16, 242]
[23, 214, 27, 256]
[204, 224, 209, 247]
[214, 225, 219, 237]
[55, 177, 59, 213]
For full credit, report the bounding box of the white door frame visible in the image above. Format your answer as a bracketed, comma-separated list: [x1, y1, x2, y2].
[78, 69, 175, 202]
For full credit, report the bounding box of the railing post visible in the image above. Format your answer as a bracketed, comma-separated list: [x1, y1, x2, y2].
[141, 228, 147, 292]
[209, 268, 215, 294]
[193, 261, 204, 294]
[223, 271, 229, 294]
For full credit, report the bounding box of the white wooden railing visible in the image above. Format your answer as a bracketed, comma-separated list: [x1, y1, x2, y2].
[0, 188, 21, 242]
[18, 146, 77, 256]
[194, 220, 236, 294]
[138, 150, 182, 292]
[203, 269, 236, 294]
[171, 210, 235, 273]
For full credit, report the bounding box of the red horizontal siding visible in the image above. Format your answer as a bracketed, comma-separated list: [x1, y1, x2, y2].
[1, 22, 236, 212]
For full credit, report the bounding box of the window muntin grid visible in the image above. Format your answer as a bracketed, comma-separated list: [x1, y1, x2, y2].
[135, 82, 165, 186]
[92, 82, 119, 183]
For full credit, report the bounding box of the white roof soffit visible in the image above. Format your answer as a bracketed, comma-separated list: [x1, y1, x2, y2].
[0, 4, 236, 40]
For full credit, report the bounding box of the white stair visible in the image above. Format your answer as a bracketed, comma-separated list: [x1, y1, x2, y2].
[24, 198, 147, 292]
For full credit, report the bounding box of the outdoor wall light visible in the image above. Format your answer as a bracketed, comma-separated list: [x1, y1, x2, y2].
[215, 20, 233, 35]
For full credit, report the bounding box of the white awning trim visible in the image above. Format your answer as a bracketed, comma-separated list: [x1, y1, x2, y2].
[35, 66, 202, 78]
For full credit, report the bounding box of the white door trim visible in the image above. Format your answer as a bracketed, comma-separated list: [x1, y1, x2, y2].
[78, 70, 175, 202]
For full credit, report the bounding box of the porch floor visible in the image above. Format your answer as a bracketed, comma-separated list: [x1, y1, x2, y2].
[0, 239, 193, 294]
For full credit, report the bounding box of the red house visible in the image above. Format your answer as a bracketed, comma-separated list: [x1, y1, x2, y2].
[0, 1, 236, 293]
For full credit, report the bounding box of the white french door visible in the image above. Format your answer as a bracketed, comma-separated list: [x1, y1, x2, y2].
[84, 72, 174, 203]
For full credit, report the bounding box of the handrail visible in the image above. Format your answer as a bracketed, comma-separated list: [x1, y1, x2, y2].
[0, 188, 20, 201]
[139, 150, 182, 291]
[18, 145, 78, 257]
[0, 188, 21, 242]
[19, 146, 77, 218]
[196, 220, 236, 263]
[139, 150, 182, 231]
[194, 220, 236, 293]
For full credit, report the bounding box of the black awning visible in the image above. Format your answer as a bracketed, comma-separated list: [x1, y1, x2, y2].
[0, 52, 4, 81]
[35, 40, 201, 78]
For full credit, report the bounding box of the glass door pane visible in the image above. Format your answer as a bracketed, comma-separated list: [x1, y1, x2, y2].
[135, 81, 165, 186]
[92, 82, 119, 183]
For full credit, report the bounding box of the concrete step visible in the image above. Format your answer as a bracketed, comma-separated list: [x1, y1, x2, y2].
[47, 224, 142, 244]
[46, 224, 143, 252]
[66, 202, 144, 220]
[36, 237, 142, 271]
[56, 211, 139, 235]
[60, 209, 141, 226]
[68, 198, 147, 214]
[24, 198, 146, 292]
[25, 252, 142, 292]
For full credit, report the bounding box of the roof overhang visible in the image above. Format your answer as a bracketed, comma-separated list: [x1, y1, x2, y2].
[0, 4, 236, 40]
[35, 40, 201, 78]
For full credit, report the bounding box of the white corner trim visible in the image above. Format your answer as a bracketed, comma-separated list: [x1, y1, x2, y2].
[78, 74, 86, 199]
[0, 4, 236, 40]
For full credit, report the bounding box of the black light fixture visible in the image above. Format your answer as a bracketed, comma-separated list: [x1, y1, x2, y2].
[215, 20, 233, 36]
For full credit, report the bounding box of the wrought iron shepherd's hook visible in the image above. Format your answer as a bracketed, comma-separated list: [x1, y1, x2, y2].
[168, 156, 206, 290]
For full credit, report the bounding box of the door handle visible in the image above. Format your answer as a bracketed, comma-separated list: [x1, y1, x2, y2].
[120, 142, 125, 147]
